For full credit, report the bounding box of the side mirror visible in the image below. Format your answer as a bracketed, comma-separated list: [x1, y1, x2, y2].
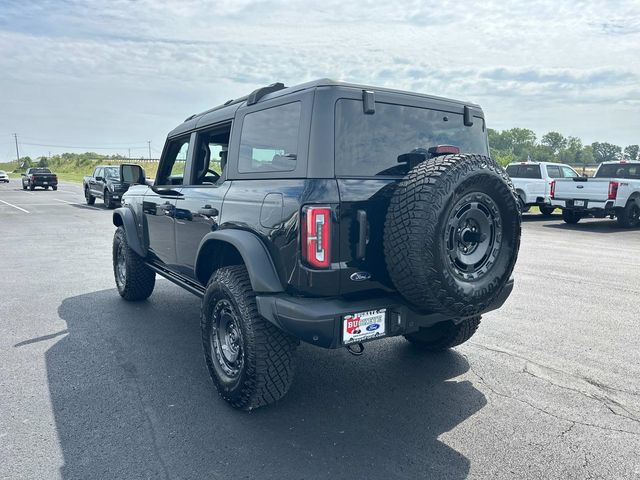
[121, 164, 145, 185]
[95, 176, 104, 182]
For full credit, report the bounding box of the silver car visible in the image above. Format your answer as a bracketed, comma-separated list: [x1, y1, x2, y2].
[0, 170, 9, 183]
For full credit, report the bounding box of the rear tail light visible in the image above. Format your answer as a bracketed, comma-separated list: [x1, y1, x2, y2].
[608, 181, 619, 200]
[301, 206, 331, 268]
[550, 180, 556, 199]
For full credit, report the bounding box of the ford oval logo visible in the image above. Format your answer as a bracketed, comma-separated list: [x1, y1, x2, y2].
[350, 271, 371, 282]
[366, 323, 380, 331]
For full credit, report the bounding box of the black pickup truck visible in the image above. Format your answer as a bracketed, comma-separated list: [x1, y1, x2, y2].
[21, 167, 58, 190]
[83, 165, 142, 208]
[112, 79, 521, 410]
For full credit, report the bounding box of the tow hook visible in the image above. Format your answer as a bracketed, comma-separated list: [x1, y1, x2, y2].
[346, 343, 365, 356]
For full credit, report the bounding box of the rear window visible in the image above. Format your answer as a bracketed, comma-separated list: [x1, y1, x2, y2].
[506, 164, 541, 179]
[335, 99, 488, 177]
[595, 163, 640, 179]
[30, 168, 51, 174]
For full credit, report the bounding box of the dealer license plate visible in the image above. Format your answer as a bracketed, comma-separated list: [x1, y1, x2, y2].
[43, 182, 48, 185]
[343, 309, 386, 345]
[574, 200, 585, 207]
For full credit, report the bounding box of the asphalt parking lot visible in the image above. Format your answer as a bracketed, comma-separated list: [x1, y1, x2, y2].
[1, 180, 639, 480]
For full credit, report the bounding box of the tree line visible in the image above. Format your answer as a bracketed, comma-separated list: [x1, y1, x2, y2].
[14, 152, 142, 170]
[488, 128, 638, 167]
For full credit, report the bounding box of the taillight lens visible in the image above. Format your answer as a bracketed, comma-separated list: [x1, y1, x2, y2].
[301, 206, 331, 268]
[608, 181, 619, 200]
[550, 180, 556, 199]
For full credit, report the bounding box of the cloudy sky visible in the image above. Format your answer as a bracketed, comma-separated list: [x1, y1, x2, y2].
[1, 0, 639, 160]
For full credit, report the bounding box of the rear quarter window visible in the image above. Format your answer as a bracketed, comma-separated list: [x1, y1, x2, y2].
[238, 102, 301, 173]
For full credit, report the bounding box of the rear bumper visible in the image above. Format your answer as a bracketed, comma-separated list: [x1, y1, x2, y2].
[256, 279, 514, 349]
[31, 179, 58, 186]
[551, 198, 614, 213]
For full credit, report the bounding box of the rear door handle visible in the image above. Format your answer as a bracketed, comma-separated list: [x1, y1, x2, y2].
[199, 206, 219, 216]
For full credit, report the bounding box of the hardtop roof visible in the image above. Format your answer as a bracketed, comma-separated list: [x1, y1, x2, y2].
[168, 78, 483, 137]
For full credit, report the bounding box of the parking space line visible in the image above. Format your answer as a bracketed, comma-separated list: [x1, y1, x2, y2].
[0, 199, 30, 213]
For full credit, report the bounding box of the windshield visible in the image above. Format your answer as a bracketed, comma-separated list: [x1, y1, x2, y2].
[595, 163, 640, 179]
[335, 99, 488, 177]
[104, 166, 120, 180]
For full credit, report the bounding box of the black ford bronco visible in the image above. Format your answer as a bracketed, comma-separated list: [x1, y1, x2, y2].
[112, 79, 521, 410]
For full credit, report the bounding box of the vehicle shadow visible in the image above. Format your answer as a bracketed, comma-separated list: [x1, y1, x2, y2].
[49, 286, 485, 480]
[543, 218, 640, 233]
[521, 212, 561, 222]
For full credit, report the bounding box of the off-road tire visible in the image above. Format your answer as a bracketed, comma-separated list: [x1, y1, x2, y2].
[85, 187, 95, 205]
[44, 186, 49, 190]
[22, 182, 27, 190]
[105, 190, 116, 209]
[517, 194, 530, 213]
[201, 265, 298, 410]
[562, 209, 581, 224]
[112, 226, 155, 301]
[52, 186, 57, 191]
[539, 205, 555, 216]
[405, 316, 481, 352]
[29, 183, 34, 191]
[617, 199, 640, 228]
[384, 154, 521, 317]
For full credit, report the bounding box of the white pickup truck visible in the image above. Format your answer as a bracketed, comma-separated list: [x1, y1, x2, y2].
[550, 160, 640, 227]
[506, 161, 579, 216]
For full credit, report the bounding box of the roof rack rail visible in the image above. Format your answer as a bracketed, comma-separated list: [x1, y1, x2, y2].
[246, 82, 285, 106]
[184, 113, 197, 122]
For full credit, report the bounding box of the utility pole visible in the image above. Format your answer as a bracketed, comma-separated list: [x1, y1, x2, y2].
[147, 141, 151, 161]
[128, 148, 131, 159]
[13, 133, 20, 165]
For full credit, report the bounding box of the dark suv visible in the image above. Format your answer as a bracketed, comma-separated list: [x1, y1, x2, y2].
[112, 79, 521, 410]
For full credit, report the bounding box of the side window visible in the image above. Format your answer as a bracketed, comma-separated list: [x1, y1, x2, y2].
[506, 165, 519, 177]
[191, 123, 232, 185]
[561, 166, 578, 178]
[157, 138, 189, 186]
[238, 102, 301, 173]
[546, 165, 561, 178]
[95, 167, 104, 179]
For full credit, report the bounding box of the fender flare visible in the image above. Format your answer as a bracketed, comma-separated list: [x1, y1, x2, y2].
[195, 230, 283, 293]
[112, 207, 146, 257]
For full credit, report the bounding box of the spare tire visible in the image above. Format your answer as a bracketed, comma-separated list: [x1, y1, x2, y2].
[384, 154, 521, 317]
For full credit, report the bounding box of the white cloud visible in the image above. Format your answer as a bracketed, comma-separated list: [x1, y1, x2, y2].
[1, 0, 639, 158]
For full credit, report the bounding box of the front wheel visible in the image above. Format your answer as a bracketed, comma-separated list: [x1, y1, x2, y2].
[22, 182, 27, 190]
[52, 186, 57, 191]
[112, 226, 155, 301]
[404, 316, 481, 352]
[539, 205, 555, 216]
[105, 190, 116, 209]
[562, 209, 582, 224]
[201, 265, 298, 410]
[29, 183, 34, 191]
[85, 187, 95, 205]
[617, 200, 640, 228]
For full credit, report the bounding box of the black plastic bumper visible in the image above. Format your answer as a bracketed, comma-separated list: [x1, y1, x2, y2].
[256, 279, 514, 349]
